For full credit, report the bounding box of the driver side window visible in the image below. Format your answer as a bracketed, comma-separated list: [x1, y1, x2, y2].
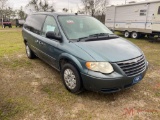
[42, 16, 60, 37]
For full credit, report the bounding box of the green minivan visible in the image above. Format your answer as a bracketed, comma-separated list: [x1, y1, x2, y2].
[22, 12, 148, 94]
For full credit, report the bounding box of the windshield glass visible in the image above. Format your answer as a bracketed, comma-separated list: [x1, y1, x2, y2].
[58, 16, 113, 40]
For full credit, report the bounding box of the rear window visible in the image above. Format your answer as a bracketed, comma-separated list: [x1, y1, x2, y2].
[24, 14, 46, 35]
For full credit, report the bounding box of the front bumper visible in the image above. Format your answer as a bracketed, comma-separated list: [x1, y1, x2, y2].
[81, 62, 148, 93]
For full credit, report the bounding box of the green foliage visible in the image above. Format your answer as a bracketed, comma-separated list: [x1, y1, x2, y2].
[26, 0, 55, 12]
[17, 6, 26, 19]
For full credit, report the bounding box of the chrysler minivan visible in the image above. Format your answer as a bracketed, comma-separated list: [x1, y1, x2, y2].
[22, 12, 148, 94]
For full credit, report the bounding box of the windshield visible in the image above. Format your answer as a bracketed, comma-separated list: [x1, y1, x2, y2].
[58, 16, 113, 40]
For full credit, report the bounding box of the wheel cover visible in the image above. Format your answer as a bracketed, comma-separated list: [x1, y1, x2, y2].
[64, 69, 76, 90]
[125, 32, 129, 37]
[132, 33, 137, 38]
[26, 45, 31, 57]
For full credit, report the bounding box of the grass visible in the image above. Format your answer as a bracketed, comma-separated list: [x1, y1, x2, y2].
[0, 29, 24, 57]
[0, 28, 160, 120]
[0, 98, 31, 120]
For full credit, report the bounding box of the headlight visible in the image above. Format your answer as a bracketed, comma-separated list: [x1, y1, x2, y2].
[86, 62, 114, 74]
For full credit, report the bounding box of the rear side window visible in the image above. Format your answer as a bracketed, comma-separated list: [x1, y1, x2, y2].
[158, 6, 160, 14]
[24, 15, 46, 35]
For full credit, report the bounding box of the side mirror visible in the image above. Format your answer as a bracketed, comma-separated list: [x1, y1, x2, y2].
[46, 31, 62, 42]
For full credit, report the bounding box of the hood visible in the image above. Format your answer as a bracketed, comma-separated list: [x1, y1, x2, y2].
[74, 38, 142, 62]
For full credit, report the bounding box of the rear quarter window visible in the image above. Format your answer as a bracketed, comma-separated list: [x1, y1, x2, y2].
[24, 14, 46, 35]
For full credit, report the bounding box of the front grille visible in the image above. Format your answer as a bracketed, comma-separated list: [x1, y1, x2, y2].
[117, 55, 146, 77]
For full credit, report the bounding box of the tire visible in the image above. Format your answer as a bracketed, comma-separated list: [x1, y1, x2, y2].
[61, 63, 83, 94]
[25, 43, 36, 59]
[131, 32, 139, 39]
[124, 31, 130, 38]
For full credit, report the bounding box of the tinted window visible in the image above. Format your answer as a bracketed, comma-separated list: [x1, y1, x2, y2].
[158, 6, 160, 14]
[42, 16, 60, 37]
[24, 14, 46, 35]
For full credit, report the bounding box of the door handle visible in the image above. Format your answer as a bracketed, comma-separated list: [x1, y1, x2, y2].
[35, 40, 39, 43]
[35, 40, 45, 46]
[39, 41, 45, 46]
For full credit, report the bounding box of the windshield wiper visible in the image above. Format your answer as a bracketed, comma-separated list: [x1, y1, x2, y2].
[77, 36, 89, 42]
[77, 33, 119, 42]
[89, 33, 109, 37]
[78, 33, 109, 42]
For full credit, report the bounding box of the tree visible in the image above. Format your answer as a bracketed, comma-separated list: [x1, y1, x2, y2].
[62, 8, 68, 12]
[17, 6, 26, 19]
[26, 0, 55, 12]
[0, 0, 8, 10]
[0, 0, 8, 21]
[81, 0, 94, 16]
[81, 0, 109, 16]
[4, 7, 12, 19]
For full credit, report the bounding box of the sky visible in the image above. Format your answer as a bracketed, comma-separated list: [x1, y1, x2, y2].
[8, 0, 148, 12]
[8, 0, 82, 12]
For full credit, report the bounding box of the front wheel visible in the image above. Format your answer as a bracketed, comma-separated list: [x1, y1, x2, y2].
[62, 63, 83, 94]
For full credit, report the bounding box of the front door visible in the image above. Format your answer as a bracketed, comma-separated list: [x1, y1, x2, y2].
[37, 16, 61, 67]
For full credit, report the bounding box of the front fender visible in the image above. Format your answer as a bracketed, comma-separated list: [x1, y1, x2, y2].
[58, 53, 87, 73]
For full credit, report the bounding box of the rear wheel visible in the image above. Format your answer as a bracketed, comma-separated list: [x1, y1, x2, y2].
[61, 63, 83, 94]
[25, 43, 36, 59]
[131, 32, 139, 39]
[124, 31, 130, 38]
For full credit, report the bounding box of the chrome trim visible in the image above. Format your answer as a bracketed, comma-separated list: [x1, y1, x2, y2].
[64, 69, 76, 89]
[117, 55, 146, 77]
[117, 55, 144, 64]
